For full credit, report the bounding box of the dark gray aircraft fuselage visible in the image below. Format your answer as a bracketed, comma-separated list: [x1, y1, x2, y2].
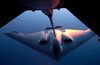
[0, 0, 99, 38]
[17, 0, 60, 9]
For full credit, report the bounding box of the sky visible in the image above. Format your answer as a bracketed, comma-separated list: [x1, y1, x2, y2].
[0, 8, 100, 65]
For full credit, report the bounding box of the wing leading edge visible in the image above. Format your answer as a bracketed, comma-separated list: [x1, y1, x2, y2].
[5, 29, 95, 60]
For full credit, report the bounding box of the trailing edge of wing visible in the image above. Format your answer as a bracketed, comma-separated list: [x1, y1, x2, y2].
[61, 0, 99, 36]
[0, 0, 29, 28]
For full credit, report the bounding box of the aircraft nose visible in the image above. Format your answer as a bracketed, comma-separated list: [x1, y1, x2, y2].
[51, 38, 62, 54]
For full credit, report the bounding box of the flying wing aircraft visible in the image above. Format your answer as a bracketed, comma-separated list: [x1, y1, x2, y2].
[5, 29, 95, 60]
[0, 0, 100, 37]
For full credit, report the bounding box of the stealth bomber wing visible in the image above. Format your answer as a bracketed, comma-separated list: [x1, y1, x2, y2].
[5, 29, 95, 60]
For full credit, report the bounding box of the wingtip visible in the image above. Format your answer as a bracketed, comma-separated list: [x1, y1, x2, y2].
[85, 28, 91, 32]
[4, 31, 20, 36]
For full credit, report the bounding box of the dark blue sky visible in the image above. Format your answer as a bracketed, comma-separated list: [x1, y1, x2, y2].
[0, 9, 100, 65]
